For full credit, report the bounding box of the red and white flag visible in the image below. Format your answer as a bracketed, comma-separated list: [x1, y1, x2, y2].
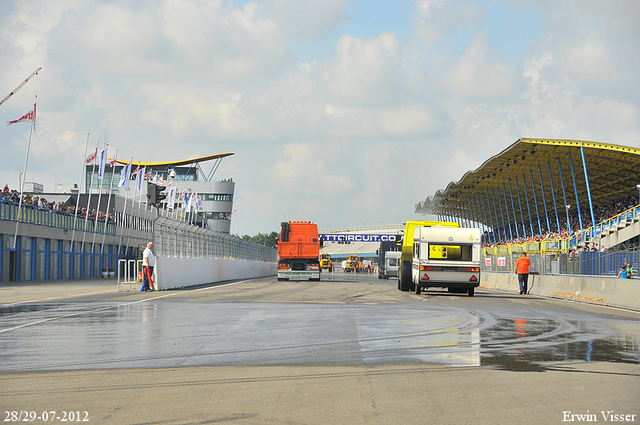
[86, 147, 97, 164]
[109, 154, 117, 167]
[7, 103, 36, 126]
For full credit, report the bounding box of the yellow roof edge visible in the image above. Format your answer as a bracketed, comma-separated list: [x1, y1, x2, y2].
[520, 138, 640, 154]
[111, 152, 234, 167]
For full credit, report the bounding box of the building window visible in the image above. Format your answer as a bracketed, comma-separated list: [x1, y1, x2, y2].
[201, 194, 233, 202]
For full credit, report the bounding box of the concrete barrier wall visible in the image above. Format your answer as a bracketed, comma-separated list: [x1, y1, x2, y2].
[156, 257, 276, 290]
[481, 272, 640, 311]
[118, 257, 276, 291]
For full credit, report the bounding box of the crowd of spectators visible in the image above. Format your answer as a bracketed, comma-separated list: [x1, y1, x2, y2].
[1, 185, 116, 224]
[483, 194, 640, 248]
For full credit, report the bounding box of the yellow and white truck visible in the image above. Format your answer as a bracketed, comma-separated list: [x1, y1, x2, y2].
[397, 220, 459, 292]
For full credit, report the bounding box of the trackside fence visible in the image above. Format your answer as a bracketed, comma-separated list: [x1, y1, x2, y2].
[482, 245, 639, 277]
[153, 215, 276, 262]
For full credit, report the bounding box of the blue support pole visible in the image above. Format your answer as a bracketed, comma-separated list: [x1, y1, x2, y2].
[467, 201, 476, 228]
[492, 187, 507, 243]
[456, 203, 464, 227]
[482, 192, 495, 244]
[515, 175, 527, 239]
[538, 165, 551, 233]
[530, 169, 543, 236]
[521, 173, 534, 237]
[45, 238, 50, 280]
[58, 240, 63, 280]
[69, 242, 74, 279]
[547, 161, 561, 233]
[508, 179, 520, 240]
[501, 183, 514, 241]
[30, 237, 36, 281]
[568, 151, 584, 231]
[580, 146, 597, 230]
[471, 198, 479, 229]
[16, 236, 21, 281]
[557, 156, 571, 234]
[480, 195, 492, 244]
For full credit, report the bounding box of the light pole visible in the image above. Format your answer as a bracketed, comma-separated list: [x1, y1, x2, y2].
[565, 205, 571, 234]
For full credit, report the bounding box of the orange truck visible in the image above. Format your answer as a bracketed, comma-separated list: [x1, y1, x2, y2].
[277, 221, 321, 281]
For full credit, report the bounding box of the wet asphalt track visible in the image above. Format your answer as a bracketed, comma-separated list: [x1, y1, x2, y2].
[1, 273, 639, 425]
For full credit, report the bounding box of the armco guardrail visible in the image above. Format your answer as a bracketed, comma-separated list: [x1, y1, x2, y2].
[481, 272, 640, 311]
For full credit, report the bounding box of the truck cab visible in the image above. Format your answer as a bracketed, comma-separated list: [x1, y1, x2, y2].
[382, 251, 401, 279]
[277, 221, 321, 281]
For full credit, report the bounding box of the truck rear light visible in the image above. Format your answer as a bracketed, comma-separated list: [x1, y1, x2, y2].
[467, 267, 480, 272]
[278, 264, 289, 270]
[420, 266, 433, 271]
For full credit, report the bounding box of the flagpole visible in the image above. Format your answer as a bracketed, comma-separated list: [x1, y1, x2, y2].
[126, 162, 140, 251]
[91, 143, 107, 258]
[101, 149, 118, 255]
[120, 158, 133, 259]
[12, 98, 36, 250]
[70, 133, 90, 249]
[81, 139, 99, 254]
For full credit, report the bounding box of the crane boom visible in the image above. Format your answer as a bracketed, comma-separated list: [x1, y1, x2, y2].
[0, 67, 42, 107]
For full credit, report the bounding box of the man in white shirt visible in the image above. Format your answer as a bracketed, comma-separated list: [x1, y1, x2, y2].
[141, 242, 155, 292]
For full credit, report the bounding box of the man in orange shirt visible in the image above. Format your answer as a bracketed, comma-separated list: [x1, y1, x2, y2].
[515, 252, 531, 295]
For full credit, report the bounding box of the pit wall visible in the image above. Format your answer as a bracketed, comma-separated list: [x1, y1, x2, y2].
[481, 272, 640, 311]
[118, 257, 276, 291]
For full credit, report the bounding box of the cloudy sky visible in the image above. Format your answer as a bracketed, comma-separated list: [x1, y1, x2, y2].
[1, 0, 639, 236]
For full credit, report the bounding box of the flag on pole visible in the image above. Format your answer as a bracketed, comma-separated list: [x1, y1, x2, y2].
[109, 154, 117, 167]
[86, 147, 98, 164]
[118, 160, 132, 188]
[136, 166, 145, 194]
[97, 147, 108, 180]
[7, 104, 36, 126]
[167, 186, 176, 210]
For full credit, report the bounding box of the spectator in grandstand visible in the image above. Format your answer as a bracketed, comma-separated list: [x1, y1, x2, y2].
[617, 265, 628, 279]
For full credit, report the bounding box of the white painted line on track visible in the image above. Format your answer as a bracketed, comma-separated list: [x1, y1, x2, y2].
[1, 290, 116, 308]
[0, 279, 253, 334]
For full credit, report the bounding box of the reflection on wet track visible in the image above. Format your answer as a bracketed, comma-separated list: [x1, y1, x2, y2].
[0, 275, 638, 373]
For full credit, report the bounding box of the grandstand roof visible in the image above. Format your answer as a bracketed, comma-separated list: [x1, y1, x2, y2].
[416, 138, 640, 231]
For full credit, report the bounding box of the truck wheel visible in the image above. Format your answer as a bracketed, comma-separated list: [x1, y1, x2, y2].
[399, 261, 411, 291]
[468, 288, 474, 297]
[415, 284, 421, 295]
